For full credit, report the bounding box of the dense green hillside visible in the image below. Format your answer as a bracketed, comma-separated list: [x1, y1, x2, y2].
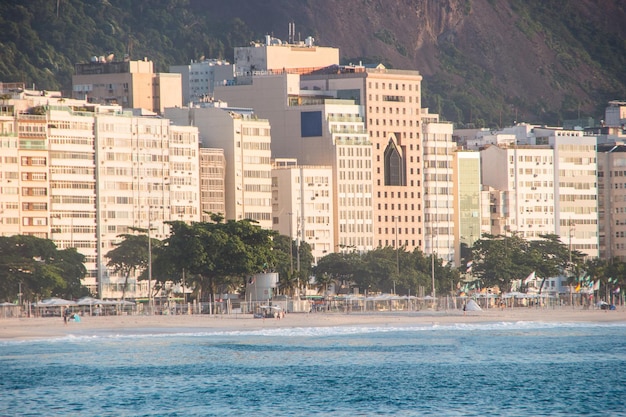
[1, 0, 624, 127]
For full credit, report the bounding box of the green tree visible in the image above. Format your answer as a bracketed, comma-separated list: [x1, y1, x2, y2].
[51, 247, 90, 299]
[526, 234, 581, 293]
[105, 231, 161, 300]
[314, 251, 362, 294]
[158, 217, 277, 305]
[0, 235, 87, 302]
[470, 233, 530, 292]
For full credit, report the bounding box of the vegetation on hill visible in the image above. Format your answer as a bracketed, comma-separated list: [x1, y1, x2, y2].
[1, 0, 624, 127]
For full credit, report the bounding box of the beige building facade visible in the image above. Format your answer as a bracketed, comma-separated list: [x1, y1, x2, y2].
[166, 105, 273, 229]
[597, 143, 626, 261]
[73, 58, 182, 114]
[199, 148, 226, 222]
[302, 67, 425, 251]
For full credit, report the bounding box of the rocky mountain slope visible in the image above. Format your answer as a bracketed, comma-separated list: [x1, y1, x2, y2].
[1, 0, 624, 127]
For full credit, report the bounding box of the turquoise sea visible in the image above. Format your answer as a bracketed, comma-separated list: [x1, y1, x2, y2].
[1, 319, 625, 416]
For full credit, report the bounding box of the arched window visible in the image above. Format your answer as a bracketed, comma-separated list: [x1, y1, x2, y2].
[384, 138, 405, 186]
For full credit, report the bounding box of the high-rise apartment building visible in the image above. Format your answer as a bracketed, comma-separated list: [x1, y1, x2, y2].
[214, 72, 375, 251]
[95, 115, 200, 298]
[597, 143, 626, 261]
[272, 159, 334, 264]
[481, 144, 555, 240]
[452, 151, 481, 266]
[422, 119, 456, 264]
[198, 148, 226, 222]
[480, 128, 599, 258]
[538, 129, 599, 258]
[73, 57, 182, 114]
[165, 105, 273, 229]
[0, 90, 200, 297]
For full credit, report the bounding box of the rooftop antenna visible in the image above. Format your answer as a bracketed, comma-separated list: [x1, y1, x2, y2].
[289, 22, 296, 44]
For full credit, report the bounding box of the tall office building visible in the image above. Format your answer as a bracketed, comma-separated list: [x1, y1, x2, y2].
[301, 66, 424, 251]
[165, 105, 273, 229]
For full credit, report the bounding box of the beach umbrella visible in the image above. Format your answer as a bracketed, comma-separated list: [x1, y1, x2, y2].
[76, 296, 104, 306]
[35, 297, 76, 306]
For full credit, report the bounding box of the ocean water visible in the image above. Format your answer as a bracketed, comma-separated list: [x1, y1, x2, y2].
[1, 320, 625, 417]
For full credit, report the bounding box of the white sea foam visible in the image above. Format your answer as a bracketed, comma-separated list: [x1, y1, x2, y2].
[1, 319, 625, 345]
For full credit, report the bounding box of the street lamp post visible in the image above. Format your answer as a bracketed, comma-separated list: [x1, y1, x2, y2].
[148, 216, 153, 315]
[288, 212, 294, 275]
[18, 281, 22, 316]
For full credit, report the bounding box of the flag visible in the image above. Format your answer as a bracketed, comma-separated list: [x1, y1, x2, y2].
[523, 271, 536, 284]
[575, 283, 581, 292]
[614, 286, 621, 294]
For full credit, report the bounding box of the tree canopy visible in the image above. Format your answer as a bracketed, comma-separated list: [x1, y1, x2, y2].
[0, 235, 89, 303]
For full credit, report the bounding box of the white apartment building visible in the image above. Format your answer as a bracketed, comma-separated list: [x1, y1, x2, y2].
[0, 91, 200, 297]
[170, 59, 235, 105]
[278, 99, 374, 252]
[422, 120, 456, 264]
[481, 129, 599, 258]
[481, 145, 555, 239]
[544, 130, 599, 258]
[234, 35, 339, 74]
[272, 159, 334, 264]
[165, 105, 273, 229]
[95, 114, 200, 298]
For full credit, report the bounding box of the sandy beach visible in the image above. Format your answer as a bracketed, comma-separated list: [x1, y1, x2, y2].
[1, 307, 624, 341]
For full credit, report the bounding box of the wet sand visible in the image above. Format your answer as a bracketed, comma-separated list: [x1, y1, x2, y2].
[1, 307, 624, 341]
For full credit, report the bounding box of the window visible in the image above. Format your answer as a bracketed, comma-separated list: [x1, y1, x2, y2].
[383, 138, 405, 186]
